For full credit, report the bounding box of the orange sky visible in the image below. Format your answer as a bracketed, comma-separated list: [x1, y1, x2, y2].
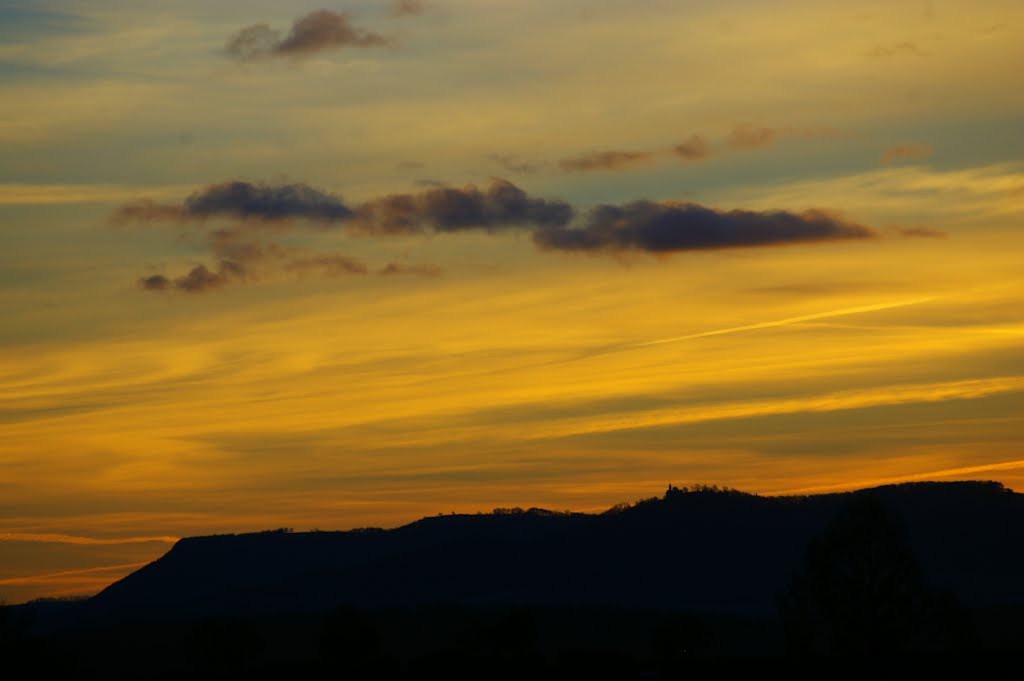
[2, 0, 1023, 603]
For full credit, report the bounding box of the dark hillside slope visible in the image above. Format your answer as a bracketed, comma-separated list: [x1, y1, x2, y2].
[81, 481, 1024, 624]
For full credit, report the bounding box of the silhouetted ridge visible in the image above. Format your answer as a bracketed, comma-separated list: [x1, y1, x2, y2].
[74, 481, 1024, 627]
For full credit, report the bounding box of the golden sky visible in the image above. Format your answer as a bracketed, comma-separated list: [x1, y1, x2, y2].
[1, 0, 1023, 603]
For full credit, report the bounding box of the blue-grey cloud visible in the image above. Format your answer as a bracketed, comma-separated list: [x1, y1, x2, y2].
[533, 201, 877, 253]
[354, 178, 574, 233]
[185, 181, 353, 221]
[123, 179, 885, 293]
[114, 181, 353, 224]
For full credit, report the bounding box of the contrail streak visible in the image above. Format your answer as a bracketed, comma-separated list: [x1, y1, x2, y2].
[635, 296, 938, 348]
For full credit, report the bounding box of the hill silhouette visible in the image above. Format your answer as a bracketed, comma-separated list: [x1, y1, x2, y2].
[53, 480, 1023, 625]
[8, 481, 1024, 676]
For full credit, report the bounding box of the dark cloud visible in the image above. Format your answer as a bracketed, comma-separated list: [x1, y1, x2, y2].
[115, 179, 569, 234]
[558, 150, 655, 173]
[890, 225, 947, 239]
[224, 24, 280, 61]
[185, 181, 353, 222]
[141, 254, 446, 294]
[140, 251, 370, 293]
[176, 262, 239, 291]
[138, 274, 170, 291]
[128, 178, 570, 294]
[284, 255, 368, 276]
[139, 262, 240, 294]
[354, 178, 574, 233]
[672, 135, 711, 161]
[226, 10, 389, 61]
[378, 262, 442, 277]
[533, 201, 877, 254]
[114, 181, 352, 224]
[391, 0, 425, 18]
[728, 123, 776, 150]
[128, 177, 891, 294]
[880, 144, 933, 164]
[137, 223, 289, 294]
[866, 42, 924, 57]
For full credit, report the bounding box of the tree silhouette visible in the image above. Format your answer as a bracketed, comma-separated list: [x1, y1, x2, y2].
[781, 494, 972, 657]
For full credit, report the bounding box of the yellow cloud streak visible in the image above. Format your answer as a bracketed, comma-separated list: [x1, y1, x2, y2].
[0, 183, 194, 205]
[0, 533, 179, 546]
[522, 376, 1024, 441]
[2, 293, 1021, 453]
[769, 458, 1024, 496]
[0, 562, 148, 588]
[718, 162, 1024, 223]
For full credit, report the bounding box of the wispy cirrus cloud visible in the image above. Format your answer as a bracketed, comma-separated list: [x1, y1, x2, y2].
[225, 10, 390, 61]
[866, 42, 925, 58]
[521, 375, 1024, 442]
[558, 150, 657, 173]
[0, 532, 178, 546]
[0, 562, 151, 599]
[488, 154, 549, 175]
[771, 458, 1024, 496]
[553, 124, 836, 175]
[889, 225, 947, 239]
[727, 123, 776, 150]
[0, 183, 192, 206]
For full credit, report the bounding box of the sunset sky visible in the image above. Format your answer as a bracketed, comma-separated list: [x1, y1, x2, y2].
[2, 0, 1023, 603]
